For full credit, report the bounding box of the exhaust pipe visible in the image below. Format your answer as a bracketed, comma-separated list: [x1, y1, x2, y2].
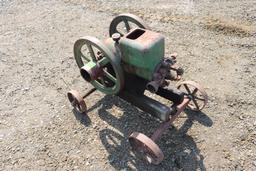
[146, 80, 161, 93]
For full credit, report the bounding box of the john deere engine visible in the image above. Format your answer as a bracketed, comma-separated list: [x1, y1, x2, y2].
[103, 28, 183, 94]
[68, 13, 208, 165]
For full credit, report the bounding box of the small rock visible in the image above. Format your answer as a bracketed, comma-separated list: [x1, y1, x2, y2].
[253, 161, 256, 167]
[23, 87, 30, 91]
[108, 156, 115, 164]
[0, 134, 4, 140]
[120, 160, 126, 168]
[240, 133, 247, 141]
[184, 148, 191, 155]
[239, 115, 244, 120]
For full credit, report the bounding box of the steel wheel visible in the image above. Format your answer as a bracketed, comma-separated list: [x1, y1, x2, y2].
[73, 36, 124, 95]
[67, 90, 87, 113]
[109, 13, 149, 37]
[177, 81, 208, 111]
[129, 132, 164, 165]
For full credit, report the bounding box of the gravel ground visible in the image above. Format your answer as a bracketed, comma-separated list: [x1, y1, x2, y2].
[0, 0, 256, 170]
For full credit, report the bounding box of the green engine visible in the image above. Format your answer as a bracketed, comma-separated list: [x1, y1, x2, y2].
[68, 13, 208, 165]
[74, 13, 183, 95]
[119, 28, 165, 80]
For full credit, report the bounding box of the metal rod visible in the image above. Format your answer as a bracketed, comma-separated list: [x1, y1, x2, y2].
[150, 98, 190, 141]
[83, 87, 97, 99]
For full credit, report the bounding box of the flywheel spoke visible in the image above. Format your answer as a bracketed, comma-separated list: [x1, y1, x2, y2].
[104, 70, 117, 83]
[98, 57, 109, 67]
[81, 53, 90, 62]
[87, 44, 96, 61]
[99, 77, 106, 86]
[124, 19, 131, 32]
[74, 36, 124, 95]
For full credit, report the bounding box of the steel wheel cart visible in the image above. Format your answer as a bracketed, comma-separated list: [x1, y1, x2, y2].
[67, 13, 208, 165]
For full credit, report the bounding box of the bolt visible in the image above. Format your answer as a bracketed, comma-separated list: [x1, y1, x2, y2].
[112, 33, 121, 43]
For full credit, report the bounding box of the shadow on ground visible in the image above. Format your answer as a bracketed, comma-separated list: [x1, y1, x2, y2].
[72, 109, 92, 127]
[75, 95, 212, 171]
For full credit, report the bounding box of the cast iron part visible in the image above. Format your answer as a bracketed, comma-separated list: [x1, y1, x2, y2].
[67, 13, 209, 165]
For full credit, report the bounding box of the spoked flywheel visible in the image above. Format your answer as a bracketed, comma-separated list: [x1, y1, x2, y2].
[129, 132, 164, 165]
[73, 36, 124, 95]
[109, 13, 149, 37]
[177, 81, 208, 111]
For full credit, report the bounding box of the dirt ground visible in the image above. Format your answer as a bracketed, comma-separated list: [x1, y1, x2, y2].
[0, 0, 256, 170]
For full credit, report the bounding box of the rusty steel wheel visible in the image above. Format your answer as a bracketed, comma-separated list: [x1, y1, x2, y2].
[177, 81, 208, 111]
[109, 13, 149, 37]
[129, 132, 164, 165]
[67, 90, 87, 113]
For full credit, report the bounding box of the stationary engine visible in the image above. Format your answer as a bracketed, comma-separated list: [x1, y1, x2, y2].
[67, 13, 208, 165]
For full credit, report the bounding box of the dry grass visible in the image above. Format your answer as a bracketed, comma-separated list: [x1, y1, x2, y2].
[203, 17, 255, 37]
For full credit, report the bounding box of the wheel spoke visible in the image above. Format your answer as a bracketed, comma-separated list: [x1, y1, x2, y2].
[81, 53, 90, 62]
[99, 77, 106, 86]
[177, 81, 208, 111]
[103, 70, 117, 83]
[97, 57, 109, 67]
[192, 88, 198, 96]
[184, 84, 192, 95]
[192, 98, 200, 109]
[87, 44, 96, 61]
[194, 96, 205, 101]
[124, 19, 131, 32]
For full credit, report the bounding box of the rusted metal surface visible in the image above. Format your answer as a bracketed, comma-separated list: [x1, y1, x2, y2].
[80, 61, 104, 82]
[127, 98, 190, 165]
[146, 56, 183, 93]
[129, 132, 164, 165]
[156, 87, 184, 105]
[120, 28, 165, 80]
[111, 33, 121, 43]
[125, 80, 208, 165]
[177, 81, 208, 111]
[150, 98, 190, 141]
[135, 29, 164, 48]
[119, 91, 173, 121]
[146, 78, 164, 93]
[67, 90, 87, 113]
